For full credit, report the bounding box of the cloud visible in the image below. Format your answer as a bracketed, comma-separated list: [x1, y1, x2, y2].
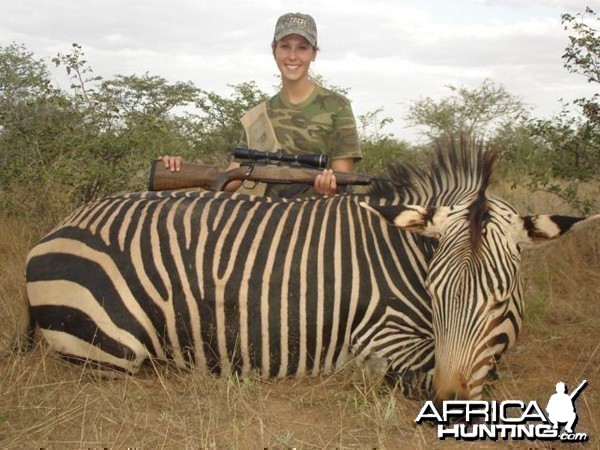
[479, 0, 590, 10]
[1, 0, 595, 142]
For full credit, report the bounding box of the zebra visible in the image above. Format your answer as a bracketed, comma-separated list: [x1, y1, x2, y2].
[23, 142, 593, 402]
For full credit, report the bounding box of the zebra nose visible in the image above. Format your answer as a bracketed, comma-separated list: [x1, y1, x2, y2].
[432, 373, 471, 404]
[433, 388, 467, 404]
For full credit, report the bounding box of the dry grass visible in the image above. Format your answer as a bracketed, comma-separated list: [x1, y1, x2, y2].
[1, 189, 599, 448]
[491, 179, 598, 216]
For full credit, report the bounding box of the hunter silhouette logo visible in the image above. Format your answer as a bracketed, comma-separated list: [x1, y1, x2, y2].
[415, 380, 589, 442]
[546, 380, 587, 434]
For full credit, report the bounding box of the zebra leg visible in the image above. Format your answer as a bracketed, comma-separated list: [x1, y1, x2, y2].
[28, 280, 150, 374]
[11, 306, 37, 354]
[36, 327, 149, 375]
[385, 369, 433, 400]
[351, 355, 389, 387]
[354, 354, 433, 400]
[364, 355, 389, 379]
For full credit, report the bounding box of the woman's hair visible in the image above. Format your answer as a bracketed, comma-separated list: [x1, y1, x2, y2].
[271, 38, 320, 53]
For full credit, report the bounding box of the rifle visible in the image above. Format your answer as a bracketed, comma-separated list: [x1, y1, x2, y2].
[148, 159, 373, 192]
[569, 380, 587, 400]
[148, 148, 375, 192]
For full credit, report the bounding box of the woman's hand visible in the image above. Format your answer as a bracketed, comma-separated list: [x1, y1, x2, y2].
[314, 169, 338, 196]
[157, 155, 182, 172]
[314, 158, 355, 196]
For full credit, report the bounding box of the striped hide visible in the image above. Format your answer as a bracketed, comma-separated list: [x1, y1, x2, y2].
[25, 142, 591, 401]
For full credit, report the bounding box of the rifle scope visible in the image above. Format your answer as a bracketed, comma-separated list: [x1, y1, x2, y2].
[231, 147, 328, 169]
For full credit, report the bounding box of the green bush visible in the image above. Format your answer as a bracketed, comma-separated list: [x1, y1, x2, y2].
[2, 16, 599, 227]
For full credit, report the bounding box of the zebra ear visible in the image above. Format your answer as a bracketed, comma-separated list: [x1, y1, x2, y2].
[518, 214, 594, 242]
[360, 203, 450, 237]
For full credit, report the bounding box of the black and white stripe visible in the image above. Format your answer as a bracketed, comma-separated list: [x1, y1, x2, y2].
[27, 191, 435, 380]
[26, 143, 589, 400]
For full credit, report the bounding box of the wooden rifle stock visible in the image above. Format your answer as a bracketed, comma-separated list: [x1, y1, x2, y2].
[148, 159, 373, 192]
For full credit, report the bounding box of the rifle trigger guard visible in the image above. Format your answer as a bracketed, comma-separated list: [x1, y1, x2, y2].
[242, 165, 256, 190]
[243, 180, 257, 190]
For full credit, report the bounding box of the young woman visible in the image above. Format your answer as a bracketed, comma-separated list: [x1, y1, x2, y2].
[161, 12, 362, 197]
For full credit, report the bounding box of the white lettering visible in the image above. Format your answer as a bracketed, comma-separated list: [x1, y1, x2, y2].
[415, 401, 443, 423]
[416, 397, 587, 442]
[494, 424, 512, 439]
[443, 401, 468, 422]
[560, 432, 588, 442]
[499, 401, 524, 423]
[536, 424, 558, 439]
[477, 423, 496, 439]
[438, 424, 460, 439]
[433, 423, 567, 440]
[521, 401, 547, 423]
[463, 400, 489, 423]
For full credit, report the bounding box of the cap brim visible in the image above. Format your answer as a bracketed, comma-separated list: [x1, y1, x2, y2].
[274, 29, 316, 46]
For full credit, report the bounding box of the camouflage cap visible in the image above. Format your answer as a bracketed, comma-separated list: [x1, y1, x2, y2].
[273, 13, 317, 47]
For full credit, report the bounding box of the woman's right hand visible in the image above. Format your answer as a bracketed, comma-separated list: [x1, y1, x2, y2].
[157, 155, 182, 172]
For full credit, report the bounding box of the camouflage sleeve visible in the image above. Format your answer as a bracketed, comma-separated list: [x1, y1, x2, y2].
[332, 97, 362, 162]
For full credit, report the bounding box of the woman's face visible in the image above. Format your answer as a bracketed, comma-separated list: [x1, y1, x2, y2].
[273, 35, 317, 83]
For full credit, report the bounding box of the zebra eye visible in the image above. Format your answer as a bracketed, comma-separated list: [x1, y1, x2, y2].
[489, 297, 508, 317]
[493, 295, 507, 306]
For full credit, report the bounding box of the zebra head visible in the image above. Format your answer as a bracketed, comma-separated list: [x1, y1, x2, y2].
[362, 142, 587, 402]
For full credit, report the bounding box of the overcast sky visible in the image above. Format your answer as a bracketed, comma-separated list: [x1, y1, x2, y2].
[1, 0, 597, 143]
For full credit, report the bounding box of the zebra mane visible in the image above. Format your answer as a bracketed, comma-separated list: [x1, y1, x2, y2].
[369, 139, 500, 251]
[370, 139, 499, 206]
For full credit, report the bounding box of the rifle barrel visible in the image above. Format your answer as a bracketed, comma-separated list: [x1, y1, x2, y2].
[569, 380, 587, 399]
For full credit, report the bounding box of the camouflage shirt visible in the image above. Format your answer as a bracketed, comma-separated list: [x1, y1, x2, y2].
[243, 84, 362, 197]
[267, 84, 361, 161]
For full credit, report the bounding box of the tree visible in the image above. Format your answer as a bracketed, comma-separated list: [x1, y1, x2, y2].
[562, 8, 599, 84]
[0, 43, 209, 220]
[355, 107, 419, 175]
[0, 43, 54, 109]
[523, 7, 600, 214]
[191, 81, 269, 165]
[562, 7, 599, 125]
[0, 41, 282, 225]
[405, 79, 528, 145]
